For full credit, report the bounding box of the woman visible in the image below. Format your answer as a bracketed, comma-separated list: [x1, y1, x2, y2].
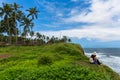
[89, 54, 94, 64]
[89, 52, 101, 65]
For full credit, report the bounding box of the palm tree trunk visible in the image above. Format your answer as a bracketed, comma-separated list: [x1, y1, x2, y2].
[15, 28, 18, 45]
[8, 19, 11, 45]
[15, 14, 18, 45]
[0, 17, 2, 42]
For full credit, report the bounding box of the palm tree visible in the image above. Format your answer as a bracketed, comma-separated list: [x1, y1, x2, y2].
[12, 2, 21, 45]
[0, 20, 4, 42]
[0, 3, 39, 45]
[27, 7, 39, 20]
[20, 16, 34, 41]
[0, 20, 7, 34]
[61, 36, 68, 42]
[0, 3, 13, 45]
[46, 36, 49, 43]
[42, 35, 46, 44]
[36, 32, 42, 39]
[0, 12, 3, 41]
[49, 36, 55, 43]
[0, 19, 2, 37]
[0, 13, 2, 34]
[36, 32, 42, 45]
[21, 32, 26, 45]
[30, 31, 34, 45]
[17, 10, 24, 36]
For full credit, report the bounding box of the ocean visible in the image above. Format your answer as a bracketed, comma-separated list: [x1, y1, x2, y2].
[84, 48, 120, 74]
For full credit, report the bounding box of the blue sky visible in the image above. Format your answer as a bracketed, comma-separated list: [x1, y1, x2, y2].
[1, 0, 120, 48]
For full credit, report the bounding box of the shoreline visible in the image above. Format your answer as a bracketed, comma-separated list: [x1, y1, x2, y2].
[85, 52, 120, 75]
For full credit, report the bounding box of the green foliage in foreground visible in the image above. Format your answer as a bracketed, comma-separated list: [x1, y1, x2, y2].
[0, 43, 120, 80]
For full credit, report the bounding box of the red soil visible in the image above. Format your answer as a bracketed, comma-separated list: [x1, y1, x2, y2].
[0, 54, 11, 59]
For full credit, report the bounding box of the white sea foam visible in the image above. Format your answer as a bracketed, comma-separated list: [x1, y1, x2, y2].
[85, 52, 120, 74]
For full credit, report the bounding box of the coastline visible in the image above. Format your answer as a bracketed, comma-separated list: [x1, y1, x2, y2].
[85, 52, 120, 75]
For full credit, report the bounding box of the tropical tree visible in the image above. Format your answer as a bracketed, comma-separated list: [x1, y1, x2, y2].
[0, 14, 2, 35]
[30, 31, 34, 45]
[0, 3, 39, 45]
[36, 32, 42, 45]
[0, 20, 3, 38]
[17, 10, 24, 36]
[62, 36, 68, 42]
[21, 16, 34, 38]
[48, 36, 55, 43]
[46, 36, 49, 43]
[27, 7, 39, 20]
[36, 32, 42, 40]
[12, 2, 21, 45]
[0, 3, 13, 45]
[0, 5, 3, 33]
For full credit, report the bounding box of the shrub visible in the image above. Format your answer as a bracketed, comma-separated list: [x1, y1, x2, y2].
[38, 55, 53, 65]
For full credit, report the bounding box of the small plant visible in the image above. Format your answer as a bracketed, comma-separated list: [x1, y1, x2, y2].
[38, 55, 53, 65]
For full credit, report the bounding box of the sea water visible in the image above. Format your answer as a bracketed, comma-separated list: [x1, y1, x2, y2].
[84, 48, 120, 74]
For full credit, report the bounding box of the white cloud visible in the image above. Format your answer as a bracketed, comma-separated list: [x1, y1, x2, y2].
[57, 12, 63, 17]
[38, 25, 120, 42]
[58, 0, 120, 42]
[69, 7, 80, 16]
[65, 0, 120, 25]
[35, 0, 120, 42]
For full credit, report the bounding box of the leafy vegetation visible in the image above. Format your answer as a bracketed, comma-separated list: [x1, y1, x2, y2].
[0, 2, 39, 45]
[0, 3, 71, 46]
[38, 55, 53, 65]
[0, 43, 120, 80]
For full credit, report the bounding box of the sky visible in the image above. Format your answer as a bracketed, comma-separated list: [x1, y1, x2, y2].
[0, 0, 120, 48]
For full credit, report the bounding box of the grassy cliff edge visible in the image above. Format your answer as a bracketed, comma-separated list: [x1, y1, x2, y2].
[0, 43, 120, 80]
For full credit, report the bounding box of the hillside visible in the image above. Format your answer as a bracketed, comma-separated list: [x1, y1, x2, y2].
[0, 43, 120, 80]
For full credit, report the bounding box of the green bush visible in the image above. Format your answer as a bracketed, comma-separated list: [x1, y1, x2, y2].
[38, 55, 53, 65]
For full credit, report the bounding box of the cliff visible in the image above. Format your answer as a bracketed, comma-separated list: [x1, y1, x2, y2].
[0, 43, 120, 80]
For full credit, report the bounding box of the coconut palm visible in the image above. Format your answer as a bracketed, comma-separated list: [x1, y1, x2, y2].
[0, 3, 13, 45]
[12, 2, 22, 45]
[46, 36, 49, 43]
[20, 16, 34, 41]
[30, 31, 34, 45]
[63, 36, 68, 42]
[36, 32, 42, 40]
[0, 19, 2, 35]
[17, 10, 24, 36]
[0, 3, 39, 45]
[0, 20, 3, 42]
[27, 7, 39, 20]
[36, 32, 42, 45]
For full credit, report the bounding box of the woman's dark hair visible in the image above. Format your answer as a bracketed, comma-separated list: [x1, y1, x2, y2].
[91, 54, 96, 60]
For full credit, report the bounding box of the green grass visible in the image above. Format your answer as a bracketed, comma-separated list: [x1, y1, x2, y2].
[0, 43, 120, 80]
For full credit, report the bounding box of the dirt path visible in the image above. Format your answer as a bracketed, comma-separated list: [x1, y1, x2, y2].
[0, 54, 12, 59]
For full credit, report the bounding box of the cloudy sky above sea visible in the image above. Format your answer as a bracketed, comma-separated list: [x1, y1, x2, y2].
[0, 0, 120, 48]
